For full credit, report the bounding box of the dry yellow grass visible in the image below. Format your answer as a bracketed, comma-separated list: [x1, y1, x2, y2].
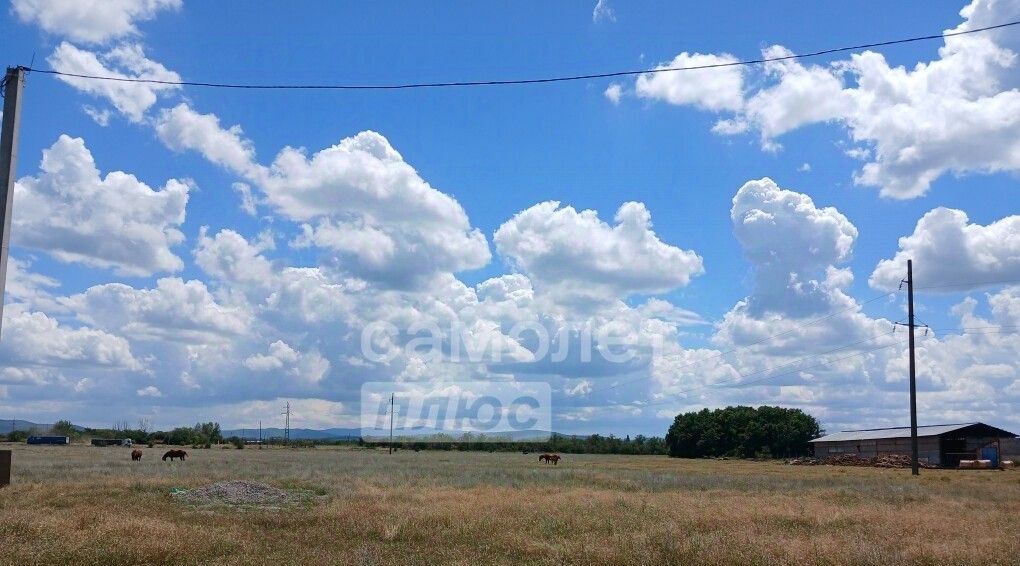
[0, 443, 1017, 565]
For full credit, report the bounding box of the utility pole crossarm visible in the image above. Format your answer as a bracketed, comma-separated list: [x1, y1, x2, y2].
[0, 66, 27, 339]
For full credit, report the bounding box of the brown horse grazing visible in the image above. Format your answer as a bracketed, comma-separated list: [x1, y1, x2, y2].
[162, 449, 187, 462]
[538, 453, 561, 465]
[131, 449, 143, 461]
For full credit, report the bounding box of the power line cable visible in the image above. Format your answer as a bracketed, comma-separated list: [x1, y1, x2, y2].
[635, 338, 906, 408]
[564, 327, 900, 412]
[925, 328, 1020, 336]
[913, 277, 1020, 291]
[639, 326, 1020, 406]
[929, 325, 1020, 331]
[664, 329, 899, 392]
[588, 291, 897, 397]
[18, 20, 1020, 91]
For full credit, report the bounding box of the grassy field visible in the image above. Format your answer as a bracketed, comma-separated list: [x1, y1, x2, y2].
[0, 443, 1017, 565]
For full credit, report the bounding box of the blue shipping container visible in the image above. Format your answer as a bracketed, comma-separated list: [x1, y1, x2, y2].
[27, 436, 69, 445]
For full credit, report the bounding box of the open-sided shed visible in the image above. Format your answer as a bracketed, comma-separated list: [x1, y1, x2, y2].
[810, 423, 1016, 467]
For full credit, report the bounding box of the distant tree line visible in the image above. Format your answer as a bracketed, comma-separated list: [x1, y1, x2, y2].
[665, 406, 821, 458]
[1, 420, 226, 448]
[361, 432, 669, 455]
[3, 405, 822, 460]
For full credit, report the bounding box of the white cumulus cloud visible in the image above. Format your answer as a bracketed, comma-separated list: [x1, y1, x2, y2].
[155, 105, 491, 286]
[625, 0, 1020, 198]
[47, 42, 181, 123]
[635, 52, 745, 112]
[13, 0, 181, 44]
[494, 201, 704, 300]
[730, 178, 858, 316]
[65, 278, 251, 343]
[870, 208, 1020, 291]
[14, 135, 190, 276]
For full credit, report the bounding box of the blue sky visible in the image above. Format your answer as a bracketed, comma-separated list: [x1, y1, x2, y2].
[1, 0, 1018, 436]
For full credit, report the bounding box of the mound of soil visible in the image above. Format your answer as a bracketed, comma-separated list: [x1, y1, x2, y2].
[172, 480, 299, 506]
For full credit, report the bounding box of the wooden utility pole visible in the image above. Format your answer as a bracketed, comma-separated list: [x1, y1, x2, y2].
[0, 66, 26, 338]
[906, 259, 919, 476]
[388, 393, 395, 454]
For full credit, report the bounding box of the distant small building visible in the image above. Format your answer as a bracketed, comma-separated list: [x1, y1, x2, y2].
[91, 438, 133, 447]
[810, 423, 1017, 467]
[27, 436, 69, 445]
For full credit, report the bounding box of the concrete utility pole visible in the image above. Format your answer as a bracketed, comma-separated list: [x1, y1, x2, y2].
[906, 259, 919, 476]
[0, 66, 26, 338]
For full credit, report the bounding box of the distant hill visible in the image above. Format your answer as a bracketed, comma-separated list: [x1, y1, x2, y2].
[0, 419, 55, 434]
[359, 425, 558, 442]
[222, 426, 564, 441]
[221, 427, 362, 440]
[4, 419, 578, 442]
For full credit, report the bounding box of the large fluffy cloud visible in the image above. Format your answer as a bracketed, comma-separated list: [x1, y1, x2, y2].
[634, 52, 745, 112]
[13, 135, 190, 276]
[13, 0, 181, 44]
[0, 305, 141, 373]
[870, 208, 1020, 291]
[647, 179, 1020, 433]
[64, 278, 250, 343]
[730, 178, 858, 316]
[494, 201, 704, 299]
[155, 105, 491, 286]
[47, 42, 181, 122]
[624, 0, 1020, 198]
[729, 46, 854, 151]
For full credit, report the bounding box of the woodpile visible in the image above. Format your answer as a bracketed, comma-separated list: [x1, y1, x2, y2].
[787, 454, 937, 469]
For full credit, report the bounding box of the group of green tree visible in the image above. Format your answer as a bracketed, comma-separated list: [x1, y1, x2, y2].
[665, 405, 821, 458]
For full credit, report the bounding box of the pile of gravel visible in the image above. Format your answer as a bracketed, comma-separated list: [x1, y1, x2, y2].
[172, 480, 299, 507]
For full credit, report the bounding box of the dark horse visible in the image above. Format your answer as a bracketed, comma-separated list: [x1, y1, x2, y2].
[538, 453, 561, 465]
[131, 449, 143, 461]
[162, 449, 187, 462]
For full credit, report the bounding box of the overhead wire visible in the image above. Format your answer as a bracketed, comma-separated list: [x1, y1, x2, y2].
[913, 277, 1020, 291]
[636, 324, 1020, 407]
[18, 20, 1020, 91]
[578, 321, 1019, 408]
[636, 338, 906, 408]
[586, 291, 898, 397]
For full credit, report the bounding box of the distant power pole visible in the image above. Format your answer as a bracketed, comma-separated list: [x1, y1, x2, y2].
[388, 393, 395, 454]
[0, 66, 27, 338]
[905, 259, 919, 476]
[258, 420, 262, 449]
[282, 402, 291, 444]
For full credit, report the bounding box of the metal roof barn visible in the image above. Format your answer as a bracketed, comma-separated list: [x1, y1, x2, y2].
[810, 423, 1017, 468]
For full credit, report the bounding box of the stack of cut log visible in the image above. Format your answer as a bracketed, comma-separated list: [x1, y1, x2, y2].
[787, 454, 936, 468]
